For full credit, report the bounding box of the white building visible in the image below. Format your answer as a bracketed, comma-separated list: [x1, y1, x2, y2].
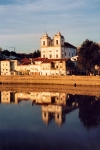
[0, 58, 75, 76]
[40, 31, 77, 59]
[0, 32, 76, 76]
[1, 60, 11, 75]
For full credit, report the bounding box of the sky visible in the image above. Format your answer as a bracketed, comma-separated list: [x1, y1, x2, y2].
[0, 0, 100, 53]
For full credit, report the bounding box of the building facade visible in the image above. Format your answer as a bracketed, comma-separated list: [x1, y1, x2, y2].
[0, 58, 75, 76]
[40, 31, 77, 59]
[1, 60, 11, 75]
[0, 32, 76, 76]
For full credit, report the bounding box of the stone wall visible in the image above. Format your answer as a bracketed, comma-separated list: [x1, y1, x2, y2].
[0, 75, 100, 86]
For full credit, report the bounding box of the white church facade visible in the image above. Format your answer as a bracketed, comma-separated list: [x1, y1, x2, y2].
[40, 31, 77, 59]
[0, 31, 76, 76]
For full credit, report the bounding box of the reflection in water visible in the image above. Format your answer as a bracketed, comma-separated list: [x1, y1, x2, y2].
[0, 91, 100, 128]
[78, 95, 100, 129]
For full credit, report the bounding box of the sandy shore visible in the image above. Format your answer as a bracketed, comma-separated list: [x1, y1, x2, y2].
[0, 84, 100, 96]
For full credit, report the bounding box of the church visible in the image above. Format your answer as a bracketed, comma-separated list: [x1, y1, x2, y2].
[40, 31, 77, 59]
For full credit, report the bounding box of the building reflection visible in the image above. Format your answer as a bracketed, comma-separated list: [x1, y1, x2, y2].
[42, 105, 66, 126]
[0, 91, 100, 128]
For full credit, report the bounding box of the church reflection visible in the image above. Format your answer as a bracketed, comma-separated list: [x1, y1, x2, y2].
[0, 91, 100, 128]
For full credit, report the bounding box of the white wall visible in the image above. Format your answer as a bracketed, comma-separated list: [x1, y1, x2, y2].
[40, 32, 76, 59]
[1, 61, 11, 75]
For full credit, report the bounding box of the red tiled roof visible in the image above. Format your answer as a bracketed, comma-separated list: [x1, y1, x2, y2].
[19, 57, 69, 64]
[20, 57, 31, 63]
[19, 57, 31, 65]
[32, 58, 69, 63]
[32, 58, 46, 61]
[42, 58, 69, 63]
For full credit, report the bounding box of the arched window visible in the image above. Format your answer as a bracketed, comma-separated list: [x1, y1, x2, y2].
[43, 41, 45, 45]
[43, 55, 45, 58]
[56, 40, 58, 45]
[49, 54, 52, 58]
[56, 54, 58, 58]
[48, 41, 51, 46]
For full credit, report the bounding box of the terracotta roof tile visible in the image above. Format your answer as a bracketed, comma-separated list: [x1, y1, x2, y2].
[32, 58, 46, 61]
[19, 57, 31, 65]
[42, 58, 69, 63]
[20, 57, 31, 63]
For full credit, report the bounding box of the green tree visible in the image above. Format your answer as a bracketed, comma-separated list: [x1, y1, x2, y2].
[77, 39, 100, 74]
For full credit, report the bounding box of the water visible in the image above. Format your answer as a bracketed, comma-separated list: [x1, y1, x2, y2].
[0, 90, 100, 150]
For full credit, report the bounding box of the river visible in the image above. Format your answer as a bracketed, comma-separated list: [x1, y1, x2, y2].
[0, 89, 100, 150]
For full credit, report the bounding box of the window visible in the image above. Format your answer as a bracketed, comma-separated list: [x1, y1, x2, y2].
[43, 55, 45, 58]
[51, 62, 55, 68]
[56, 40, 58, 45]
[44, 113, 46, 117]
[57, 114, 59, 119]
[49, 54, 52, 58]
[48, 41, 50, 46]
[43, 41, 45, 45]
[56, 54, 58, 58]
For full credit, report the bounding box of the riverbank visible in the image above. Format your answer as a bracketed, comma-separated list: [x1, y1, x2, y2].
[0, 75, 100, 86]
[0, 84, 99, 96]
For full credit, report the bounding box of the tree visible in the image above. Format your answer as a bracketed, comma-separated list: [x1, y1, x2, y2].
[1, 49, 10, 56]
[10, 51, 16, 56]
[36, 50, 41, 57]
[33, 50, 41, 58]
[77, 39, 100, 74]
[0, 47, 2, 54]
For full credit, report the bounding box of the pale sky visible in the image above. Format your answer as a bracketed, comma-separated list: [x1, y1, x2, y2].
[0, 0, 100, 53]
